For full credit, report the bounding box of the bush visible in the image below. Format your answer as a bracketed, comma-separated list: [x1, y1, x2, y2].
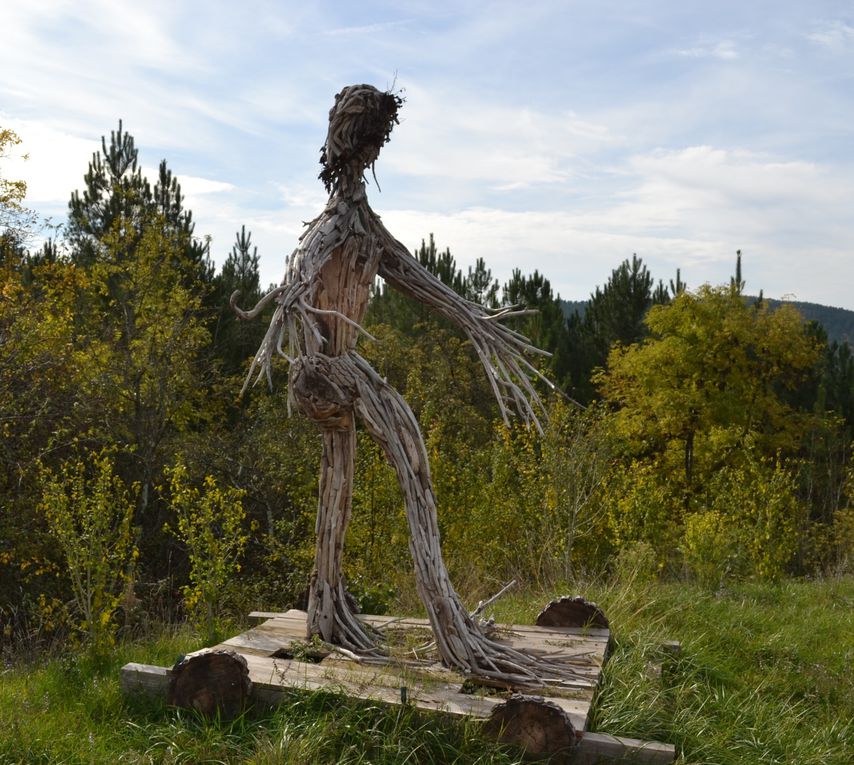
[163, 461, 248, 636]
[38, 450, 138, 652]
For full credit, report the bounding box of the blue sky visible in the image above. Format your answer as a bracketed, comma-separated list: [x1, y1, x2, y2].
[2, 1, 854, 308]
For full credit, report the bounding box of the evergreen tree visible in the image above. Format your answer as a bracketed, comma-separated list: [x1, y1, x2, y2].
[67, 121, 211, 285]
[585, 254, 663, 354]
[565, 254, 666, 404]
[464, 257, 499, 308]
[501, 268, 570, 383]
[211, 226, 267, 376]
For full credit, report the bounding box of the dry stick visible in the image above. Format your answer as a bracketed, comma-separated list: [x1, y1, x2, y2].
[471, 579, 518, 621]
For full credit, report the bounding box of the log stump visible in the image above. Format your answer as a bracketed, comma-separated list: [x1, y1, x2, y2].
[167, 649, 252, 719]
[536, 596, 609, 630]
[483, 694, 578, 759]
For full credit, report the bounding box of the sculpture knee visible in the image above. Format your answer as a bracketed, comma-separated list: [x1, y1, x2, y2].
[290, 355, 355, 429]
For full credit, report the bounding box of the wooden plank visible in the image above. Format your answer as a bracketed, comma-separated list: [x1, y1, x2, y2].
[120, 662, 169, 697]
[119, 655, 591, 730]
[239, 651, 593, 731]
[249, 610, 611, 643]
[239, 614, 606, 697]
[574, 732, 676, 764]
[361, 613, 612, 643]
[218, 626, 301, 654]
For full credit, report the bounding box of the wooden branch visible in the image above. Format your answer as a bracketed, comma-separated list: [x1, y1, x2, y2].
[471, 579, 517, 620]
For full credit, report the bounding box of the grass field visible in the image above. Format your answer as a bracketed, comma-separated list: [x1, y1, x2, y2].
[1, 577, 852, 764]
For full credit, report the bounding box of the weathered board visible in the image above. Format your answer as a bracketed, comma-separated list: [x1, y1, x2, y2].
[121, 609, 675, 763]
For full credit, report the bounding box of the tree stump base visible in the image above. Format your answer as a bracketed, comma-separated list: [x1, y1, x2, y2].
[167, 649, 252, 719]
[536, 596, 609, 630]
[483, 693, 578, 759]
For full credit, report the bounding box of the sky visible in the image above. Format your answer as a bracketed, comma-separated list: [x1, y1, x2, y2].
[2, 0, 854, 309]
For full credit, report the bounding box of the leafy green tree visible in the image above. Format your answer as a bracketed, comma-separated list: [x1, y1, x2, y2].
[0, 258, 88, 627]
[71, 218, 212, 527]
[0, 127, 38, 256]
[163, 460, 247, 636]
[598, 285, 818, 488]
[596, 284, 820, 572]
[60, 124, 217, 531]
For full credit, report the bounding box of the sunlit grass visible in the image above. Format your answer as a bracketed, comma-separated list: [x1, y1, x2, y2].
[1, 578, 852, 764]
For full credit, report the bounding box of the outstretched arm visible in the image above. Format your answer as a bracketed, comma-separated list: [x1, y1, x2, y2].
[378, 235, 554, 431]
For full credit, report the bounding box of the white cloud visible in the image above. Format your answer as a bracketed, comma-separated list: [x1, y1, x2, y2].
[0, 117, 97, 204]
[374, 144, 854, 308]
[170, 175, 234, 197]
[807, 21, 854, 51]
[678, 40, 740, 60]
[383, 83, 616, 195]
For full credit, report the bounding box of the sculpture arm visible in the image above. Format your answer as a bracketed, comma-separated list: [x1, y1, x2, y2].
[378, 236, 553, 431]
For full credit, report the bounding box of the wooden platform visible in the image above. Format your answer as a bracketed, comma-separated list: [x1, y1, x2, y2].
[121, 609, 675, 763]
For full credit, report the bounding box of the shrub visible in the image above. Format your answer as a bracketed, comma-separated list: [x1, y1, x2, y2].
[38, 450, 138, 652]
[163, 461, 248, 636]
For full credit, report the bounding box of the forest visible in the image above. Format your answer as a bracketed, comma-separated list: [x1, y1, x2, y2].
[1, 121, 854, 657]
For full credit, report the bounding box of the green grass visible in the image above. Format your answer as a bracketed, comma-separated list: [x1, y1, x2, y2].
[491, 576, 854, 765]
[1, 578, 853, 764]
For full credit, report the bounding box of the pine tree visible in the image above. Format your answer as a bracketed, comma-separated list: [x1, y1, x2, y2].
[501, 268, 571, 384]
[68, 121, 211, 285]
[565, 254, 665, 404]
[212, 226, 267, 376]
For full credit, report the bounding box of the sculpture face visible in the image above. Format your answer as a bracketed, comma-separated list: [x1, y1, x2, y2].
[319, 84, 403, 191]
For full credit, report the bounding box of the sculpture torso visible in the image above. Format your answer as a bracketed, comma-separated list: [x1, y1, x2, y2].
[309, 221, 380, 355]
[280, 183, 381, 358]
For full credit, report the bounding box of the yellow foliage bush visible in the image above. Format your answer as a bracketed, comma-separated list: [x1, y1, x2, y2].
[38, 450, 138, 651]
[164, 461, 247, 634]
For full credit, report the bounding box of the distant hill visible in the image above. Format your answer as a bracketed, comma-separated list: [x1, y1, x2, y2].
[561, 300, 587, 319]
[759, 298, 854, 347]
[560, 297, 854, 347]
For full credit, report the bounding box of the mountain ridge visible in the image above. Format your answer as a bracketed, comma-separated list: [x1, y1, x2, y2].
[560, 297, 854, 347]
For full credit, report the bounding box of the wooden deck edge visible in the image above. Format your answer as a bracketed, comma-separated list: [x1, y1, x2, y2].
[120, 662, 169, 696]
[574, 732, 676, 764]
[120, 662, 674, 762]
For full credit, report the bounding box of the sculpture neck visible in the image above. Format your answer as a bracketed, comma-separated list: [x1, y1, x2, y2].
[330, 175, 368, 204]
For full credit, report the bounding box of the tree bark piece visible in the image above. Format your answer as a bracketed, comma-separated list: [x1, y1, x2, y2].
[536, 597, 609, 630]
[483, 693, 578, 759]
[167, 649, 252, 719]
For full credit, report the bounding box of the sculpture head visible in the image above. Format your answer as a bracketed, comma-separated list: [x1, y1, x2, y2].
[319, 84, 403, 192]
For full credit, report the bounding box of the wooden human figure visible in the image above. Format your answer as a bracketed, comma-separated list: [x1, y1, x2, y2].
[233, 85, 572, 687]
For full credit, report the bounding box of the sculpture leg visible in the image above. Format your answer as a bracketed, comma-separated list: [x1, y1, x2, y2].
[290, 357, 380, 653]
[349, 354, 580, 685]
[305, 419, 379, 651]
[293, 353, 586, 688]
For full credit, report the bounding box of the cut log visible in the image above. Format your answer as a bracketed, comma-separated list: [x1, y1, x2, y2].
[483, 694, 578, 759]
[167, 649, 252, 719]
[536, 597, 609, 630]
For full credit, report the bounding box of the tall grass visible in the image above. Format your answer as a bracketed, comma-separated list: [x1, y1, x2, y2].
[1, 578, 852, 764]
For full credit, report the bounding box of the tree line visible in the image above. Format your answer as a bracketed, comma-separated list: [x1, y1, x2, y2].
[1, 123, 853, 653]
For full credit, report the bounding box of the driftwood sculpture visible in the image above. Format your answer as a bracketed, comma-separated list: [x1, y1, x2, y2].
[233, 84, 577, 690]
